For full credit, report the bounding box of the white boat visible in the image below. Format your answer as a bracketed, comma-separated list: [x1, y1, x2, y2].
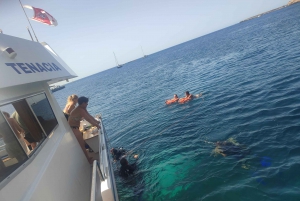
[49, 85, 65, 92]
[0, 33, 118, 201]
[113, 52, 122, 68]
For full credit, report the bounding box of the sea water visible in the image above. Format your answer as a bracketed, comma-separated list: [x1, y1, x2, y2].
[54, 4, 300, 201]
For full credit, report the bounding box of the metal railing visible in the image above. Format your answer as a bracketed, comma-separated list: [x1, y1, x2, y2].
[90, 116, 119, 201]
[102, 125, 119, 201]
[90, 160, 104, 201]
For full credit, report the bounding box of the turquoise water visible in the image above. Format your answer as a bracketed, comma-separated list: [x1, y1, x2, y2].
[54, 4, 300, 201]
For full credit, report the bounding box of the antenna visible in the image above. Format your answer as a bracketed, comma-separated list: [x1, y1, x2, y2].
[18, 0, 39, 42]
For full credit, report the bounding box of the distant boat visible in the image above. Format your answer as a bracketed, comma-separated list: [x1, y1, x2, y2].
[113, 52, 122, 68]
[141, 46, 148, 58]
[50, 85, 65, 92]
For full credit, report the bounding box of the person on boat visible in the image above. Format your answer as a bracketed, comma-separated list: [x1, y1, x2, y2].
[11, 111, 37, 150]
[0, 112, 27, 163]
[63, 94, 78, 120]
[68, 96, 100, 164]
[165, 94, 179, 105]
[3, 112, 29, 153]
[119, 158, 137, 177]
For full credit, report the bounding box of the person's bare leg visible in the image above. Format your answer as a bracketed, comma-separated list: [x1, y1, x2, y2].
[72, 128, 93, 164]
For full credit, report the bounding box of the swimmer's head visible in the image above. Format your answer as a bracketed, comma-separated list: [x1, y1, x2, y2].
[120, 158, 128, 166]
[110, 148, 117, 155]
[174, 94, 178, 98]
[133, 154, 139, 159]
[185, 91, 190, 96]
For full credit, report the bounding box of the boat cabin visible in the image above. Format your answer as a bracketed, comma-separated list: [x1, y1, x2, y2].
[0, 34, 117, 201]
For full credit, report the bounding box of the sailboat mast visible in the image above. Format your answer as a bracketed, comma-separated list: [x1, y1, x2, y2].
[113, 52, 119, 66]
[140, 46, 145, 57]
[140, 46, 147, 57]
[113, 52, 122, 68]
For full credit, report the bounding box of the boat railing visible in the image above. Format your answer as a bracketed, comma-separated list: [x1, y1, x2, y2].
[94, 116, 119, 201]
[90, 160, 104, 201]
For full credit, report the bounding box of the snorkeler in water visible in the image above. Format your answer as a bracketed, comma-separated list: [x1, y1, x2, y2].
[119, 158, 137, 177]
[178, 91, 202, 104]
[165, 91, 202, 104]
[212, 138, 250, 159]
[111, 147, 126, 161]
[111, 147, 139, 161]
[165, 94, 179, 105]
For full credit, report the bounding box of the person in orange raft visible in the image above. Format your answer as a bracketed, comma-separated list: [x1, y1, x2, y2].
[178, 91, 202, 104]
[165, 94, 179, 105]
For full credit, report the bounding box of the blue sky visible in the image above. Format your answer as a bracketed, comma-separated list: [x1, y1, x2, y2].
[0, 0, 288, 81]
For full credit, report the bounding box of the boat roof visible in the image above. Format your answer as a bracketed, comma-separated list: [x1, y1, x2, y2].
[0, 34, 77, 89]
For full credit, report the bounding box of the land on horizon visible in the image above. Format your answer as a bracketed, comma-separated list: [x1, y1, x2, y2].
[241, 0, 300, 22]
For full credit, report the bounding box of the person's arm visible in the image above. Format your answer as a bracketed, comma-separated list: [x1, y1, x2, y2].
[8, 119, 23, 138]
[63, 103, 69, 113]
[83, 108, 100, 125]
[12, 119, 24, 134]
[81, 110, 100, 129]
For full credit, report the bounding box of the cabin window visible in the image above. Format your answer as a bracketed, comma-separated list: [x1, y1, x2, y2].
[0, 112, 28, 182]
[0, 92, 58, 184]
[26, 93, 58, 135]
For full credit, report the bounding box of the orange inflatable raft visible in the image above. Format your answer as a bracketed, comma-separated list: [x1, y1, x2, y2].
[165, 98, 179, 105]
[178, 96, 192, 104]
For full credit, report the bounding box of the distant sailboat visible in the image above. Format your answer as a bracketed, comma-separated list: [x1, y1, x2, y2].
[141, 46, 148, 58]
[113, 52, 122, 68]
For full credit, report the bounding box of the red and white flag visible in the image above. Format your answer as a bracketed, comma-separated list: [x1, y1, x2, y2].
[23, 5, 58, 26]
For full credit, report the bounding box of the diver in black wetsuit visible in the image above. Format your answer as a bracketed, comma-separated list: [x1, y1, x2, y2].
[215, 140, 250, 159]
[111, 147, 126, 161]
[119, 158, 137, 177]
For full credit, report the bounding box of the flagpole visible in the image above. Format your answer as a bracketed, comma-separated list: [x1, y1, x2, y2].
[26, 27, 34, 41]
[18, 0, 39, 42]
